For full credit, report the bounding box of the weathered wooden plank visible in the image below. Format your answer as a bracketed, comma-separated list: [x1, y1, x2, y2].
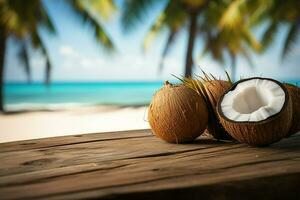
[0, 131, 299, 200]
[0, 136, 239, 177]
[0, 129, 152, 153]
[43, 172, 300, 200]
[0, 149, 299, 200]
[0, 142, 241, 185]
[1, 133, 299, 178]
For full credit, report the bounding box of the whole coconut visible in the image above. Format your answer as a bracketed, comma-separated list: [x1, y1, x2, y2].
[148, 81, 208, 143]
[203, 80, 232, 140]
[284, 83, 300, 136]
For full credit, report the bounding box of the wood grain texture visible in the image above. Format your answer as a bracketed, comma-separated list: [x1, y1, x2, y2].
[0, 129, 299, 200]
[0, 129, 152, 153]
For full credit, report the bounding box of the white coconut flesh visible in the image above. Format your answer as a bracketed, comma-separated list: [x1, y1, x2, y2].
[221, 79, 285, 122]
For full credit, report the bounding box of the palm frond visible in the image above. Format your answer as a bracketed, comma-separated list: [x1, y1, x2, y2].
[241, 27, 261, 52]
[121, 0, 161, 32]
[240, 46, 254, 68]
[261, 21, 279, 51]
[158, 29, 178, 73]
[246, 0, 272, 27]
[143, 13, 165, 50]
[143, 0, 186, 50]
[2, 0, 40, 37]
[39, 1, 56, 35]
[18, 41, 31, 83]
[282, 23, 299, 59]
[219, 0, 244, 30]
[81, 0, 117, 21]
[202, 33, 226, 64]
[31, 31, 52, 85]
[45, 57, 51, 85]
[70, 0, 114, 51]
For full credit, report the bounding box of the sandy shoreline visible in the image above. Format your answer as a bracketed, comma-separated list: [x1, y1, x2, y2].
[0, 105, 150, 143]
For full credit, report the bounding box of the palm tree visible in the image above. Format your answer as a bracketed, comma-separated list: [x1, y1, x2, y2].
[121, 0, 210, 78]
[206, 0, 300, 79]
[206, 0, 300, 77]
[201, 0, 262, 80]
[0, 0, 115, 112]
[121, 0, 263, 80]
[260, 0, 300, 58]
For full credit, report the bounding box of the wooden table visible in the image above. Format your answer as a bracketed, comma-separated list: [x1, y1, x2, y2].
[0, 129, 299, 200]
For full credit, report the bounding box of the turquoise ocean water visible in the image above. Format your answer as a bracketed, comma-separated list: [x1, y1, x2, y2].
[4, 82, 164, 109]
[4, 80, 299, 109]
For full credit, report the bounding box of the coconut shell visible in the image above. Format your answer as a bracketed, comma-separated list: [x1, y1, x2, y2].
[148, 81, 208, 143]
[203, 80, 232, 140]
[284, 83, 300, 136]
[217, 78, 293, 147]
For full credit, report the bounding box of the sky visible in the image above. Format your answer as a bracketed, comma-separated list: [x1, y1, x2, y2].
[4, 0, 300, 83]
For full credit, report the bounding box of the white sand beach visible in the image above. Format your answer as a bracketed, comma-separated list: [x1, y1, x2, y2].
[0, 105, 150, 143]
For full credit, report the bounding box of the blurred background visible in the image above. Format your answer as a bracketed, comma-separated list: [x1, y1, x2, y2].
[0, 0, 299, 142]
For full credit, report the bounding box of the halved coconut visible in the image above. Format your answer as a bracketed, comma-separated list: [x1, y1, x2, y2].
[217, 77, 292, 146]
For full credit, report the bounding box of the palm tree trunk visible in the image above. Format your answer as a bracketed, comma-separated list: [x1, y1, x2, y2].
[230, 52, 236, 81]
[0, 28, 6, 112]
[184, 11, 198, 77]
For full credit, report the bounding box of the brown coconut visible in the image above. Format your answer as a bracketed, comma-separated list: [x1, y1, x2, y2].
[284, 83, 300, 136]
[203, 80, 232, 140]
[148, 81, 208, 143]
[217, 77, 293, 146]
